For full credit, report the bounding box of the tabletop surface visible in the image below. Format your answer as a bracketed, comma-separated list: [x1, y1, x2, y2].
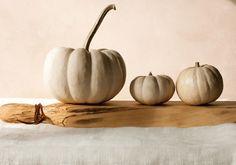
[1, 101, 236, 128]
[0, 100, 235, 164]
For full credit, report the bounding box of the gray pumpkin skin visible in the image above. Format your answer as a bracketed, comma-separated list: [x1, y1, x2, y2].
[130, 73, 175, 105]
[176, 62, 223, 105]
[44, 4, 126, 104]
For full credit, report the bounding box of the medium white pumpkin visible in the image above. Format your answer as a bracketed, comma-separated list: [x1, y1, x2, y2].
[130, 73, 175, 105]
[176, 62, 223, 105]
[44, 4, 126, 104]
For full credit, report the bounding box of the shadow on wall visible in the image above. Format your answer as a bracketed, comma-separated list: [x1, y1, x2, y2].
[230, 0, 236, 4]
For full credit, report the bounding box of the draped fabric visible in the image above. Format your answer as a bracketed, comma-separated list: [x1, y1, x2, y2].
[0, 121, 235, 165]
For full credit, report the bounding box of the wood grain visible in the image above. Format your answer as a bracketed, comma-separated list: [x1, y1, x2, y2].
[0, 101, 236, 128]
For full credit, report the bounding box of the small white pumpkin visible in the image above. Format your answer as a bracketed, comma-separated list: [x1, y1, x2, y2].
[44, 4, 126, 104]
[176, 62, 223, 105]
[130, 72, 175, 105]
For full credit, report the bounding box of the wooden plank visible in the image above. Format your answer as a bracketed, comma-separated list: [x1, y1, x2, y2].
[0, 101, 236, 128]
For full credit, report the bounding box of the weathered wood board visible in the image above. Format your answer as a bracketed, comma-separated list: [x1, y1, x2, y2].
[0, 101, 236, 128]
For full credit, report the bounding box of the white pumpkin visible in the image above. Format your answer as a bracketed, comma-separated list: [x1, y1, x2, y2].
[44, 4, 126, 104]
[176, 62, 223, 105]
[130, 72, 175, 105]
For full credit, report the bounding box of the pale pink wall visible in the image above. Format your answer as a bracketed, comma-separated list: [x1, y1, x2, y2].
[0, 0, 236, 100]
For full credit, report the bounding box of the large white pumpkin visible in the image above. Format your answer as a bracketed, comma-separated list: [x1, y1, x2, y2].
[44, 5, 126, 104]
[176, 62, 223, 105]
[130, 73, 175, 105]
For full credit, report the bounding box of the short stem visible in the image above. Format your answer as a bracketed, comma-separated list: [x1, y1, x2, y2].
[84, 4, 116, 51]
[195, 62, 200, 67]
[149, 72, 153, 76]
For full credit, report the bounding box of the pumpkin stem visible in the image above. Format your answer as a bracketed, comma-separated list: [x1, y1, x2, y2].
[195, 62, 200, 67]
[84, 4, 116, 51]
[149, 72, 153, 76]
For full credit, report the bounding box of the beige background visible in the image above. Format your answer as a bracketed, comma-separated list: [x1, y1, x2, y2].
[0, 0, 236, 100]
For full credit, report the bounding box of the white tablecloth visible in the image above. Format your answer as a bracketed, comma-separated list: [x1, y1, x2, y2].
[0, 99, 235, 165]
